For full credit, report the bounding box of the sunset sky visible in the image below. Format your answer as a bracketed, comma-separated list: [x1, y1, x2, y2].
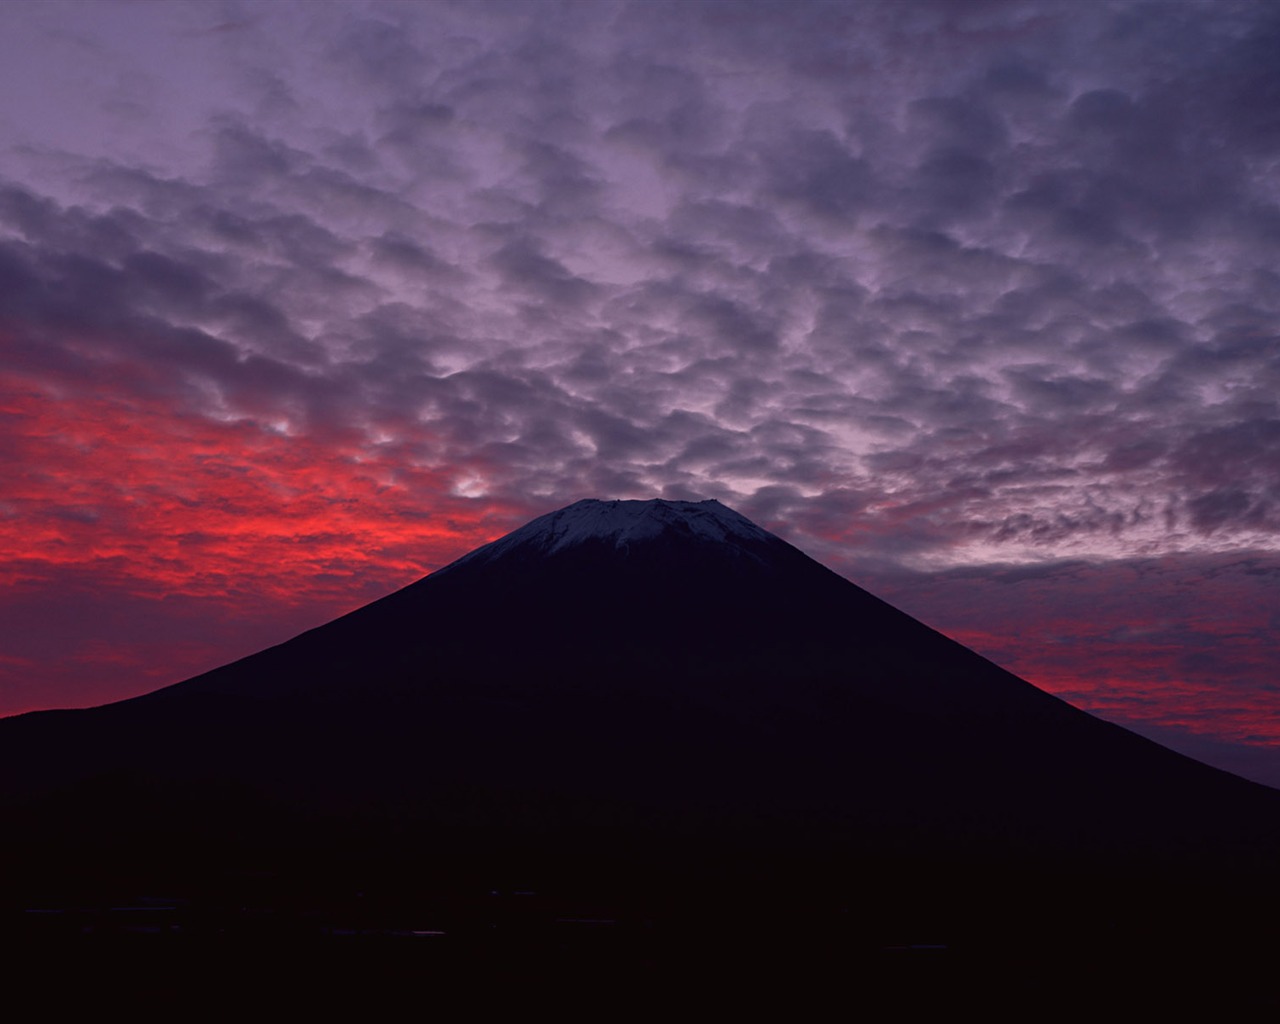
[1, 0, 1277, 787]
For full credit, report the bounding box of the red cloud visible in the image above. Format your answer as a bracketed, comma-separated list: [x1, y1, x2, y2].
[0, 371, 516, 600]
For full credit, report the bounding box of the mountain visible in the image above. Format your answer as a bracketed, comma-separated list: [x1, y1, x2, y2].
[2, 498, 1279, 1004]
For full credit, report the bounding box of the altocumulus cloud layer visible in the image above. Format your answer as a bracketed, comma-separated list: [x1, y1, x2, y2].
[0, 1, 1277, 784]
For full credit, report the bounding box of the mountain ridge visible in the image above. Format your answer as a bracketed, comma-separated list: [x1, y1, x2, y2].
[2, 497, 1278, 957]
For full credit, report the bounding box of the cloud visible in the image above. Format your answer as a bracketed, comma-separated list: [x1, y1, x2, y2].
[3, 1, 1278, 566]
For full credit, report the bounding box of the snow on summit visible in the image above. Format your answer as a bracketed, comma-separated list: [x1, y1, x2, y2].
[439, 499, 776, 573]
[529, 499, 774, 550]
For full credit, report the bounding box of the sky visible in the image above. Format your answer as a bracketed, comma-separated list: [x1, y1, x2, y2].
[0, 0, 1277, 787]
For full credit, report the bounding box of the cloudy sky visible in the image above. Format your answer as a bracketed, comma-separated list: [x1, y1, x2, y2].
[1, 0, 1277, 786]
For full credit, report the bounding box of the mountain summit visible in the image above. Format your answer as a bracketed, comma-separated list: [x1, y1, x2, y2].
[444, 498, 774, 567]
[2, 497, 1279, 961]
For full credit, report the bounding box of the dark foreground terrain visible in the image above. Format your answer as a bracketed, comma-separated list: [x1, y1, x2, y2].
[6, 836, 1277, 1015]
[6, 894, 1278, 1016]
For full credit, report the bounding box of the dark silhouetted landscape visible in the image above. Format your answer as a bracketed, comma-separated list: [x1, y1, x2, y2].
[2, 499, 1277, 1011]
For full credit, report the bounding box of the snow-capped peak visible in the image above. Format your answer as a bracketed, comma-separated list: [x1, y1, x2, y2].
[438, 498, 777, 573]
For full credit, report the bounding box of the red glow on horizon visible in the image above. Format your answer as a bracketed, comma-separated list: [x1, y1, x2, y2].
[0, 368, 535, 715]
[864, 561, 1280, 785]
[946, 625, 1280, 748]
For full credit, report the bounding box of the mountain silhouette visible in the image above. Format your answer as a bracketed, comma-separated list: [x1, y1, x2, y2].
[2, 498, 1278, 1007]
